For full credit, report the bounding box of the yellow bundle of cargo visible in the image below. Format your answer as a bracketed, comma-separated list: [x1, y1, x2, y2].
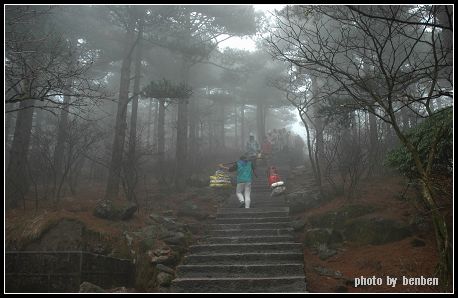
[209, 170, 232, 187]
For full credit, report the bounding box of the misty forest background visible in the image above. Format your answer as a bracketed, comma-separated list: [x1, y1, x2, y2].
[5, 5, 453, 289]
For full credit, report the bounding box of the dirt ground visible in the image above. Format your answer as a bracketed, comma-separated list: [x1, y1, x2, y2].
[292, 175, 450, 293]
[5, 172, 452, 293]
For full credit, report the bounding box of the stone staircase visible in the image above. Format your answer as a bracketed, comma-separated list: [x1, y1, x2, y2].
[171, 166, 307, 293]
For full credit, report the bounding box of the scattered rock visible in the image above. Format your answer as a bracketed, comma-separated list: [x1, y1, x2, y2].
[108, 287, 133, 293]
[156, 272, 174, 287]
[304, 228, 343, 249]
[156, 264, 175, 275]
[93, 200, 137, 220]
[93, 200, 116, 220]
[160, 231, 187, 246]
[79, 281, 106, 293]
[316, 244, 338, 260]
[162, 210, 174, 216]
[313, 266, 343, 279]
[119, 202, 138, 220]
[291, 219, 306, 231]
[148, 247, 178, 266]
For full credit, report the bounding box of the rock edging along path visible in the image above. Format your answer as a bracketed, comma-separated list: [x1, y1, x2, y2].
[171, 167, 307, 293]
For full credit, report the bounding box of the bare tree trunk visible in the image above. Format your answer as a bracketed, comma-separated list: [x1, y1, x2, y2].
[5, 103, 16, 146]
[300, 111, 323, 196]
[234, 104, 238, 149]
[256, 100, 266, 144]
[153, 99, 159, 152]
[6, 98, 35, 209]
[219, 103, 225, 149]
[174, 9, 191, 190]
[391, 118, 451, 290]
[126, 18, 143, 202]
[175, 96, 188, 190]
[366, 109, 378, 177]
[53, 93, 71, 200]
[105, 16, 136, 200]
[157, 98, 166, 182]
[436, 5, 453, 79]
[146, 98, 153, 149]
[188, 97, 199, 168]
[5, 104, 17, 166]
[311, 76, 324, 162]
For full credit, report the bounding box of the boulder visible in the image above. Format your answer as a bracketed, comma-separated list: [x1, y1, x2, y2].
[160, 231, 187, 247]
[148, 247, 178, 266]
[308, 204, 377, 228]
[93, 200, 116, 220]
[93, 200, 137, 220]
[156, 272, 174, 287]
[343, 217, 412, 245]
[291, 219, 306, 231]
[118, 202, 138, 220]
[304, 228, 343, 249]
[149, 214, 186, 232]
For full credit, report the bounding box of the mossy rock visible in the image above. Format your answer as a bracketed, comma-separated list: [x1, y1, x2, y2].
[304, 228, 343, 248]
[308, 204, 378, 228]
[343, 217, 412, 245]
[93, 200, 137, 221]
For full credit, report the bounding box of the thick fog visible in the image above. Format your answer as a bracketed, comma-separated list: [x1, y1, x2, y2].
[5, 5, 453, 293]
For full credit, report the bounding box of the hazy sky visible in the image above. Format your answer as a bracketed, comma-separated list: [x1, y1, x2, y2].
[209, 4, 306, 139]
[219, 4, 306, 139]
[218, 4, 286, 52]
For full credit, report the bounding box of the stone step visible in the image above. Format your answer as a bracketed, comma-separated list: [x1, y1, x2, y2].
[176, 263, 304, 278]
[183, 252, 304, 265]
[188, 243, 302, 254]
[225, 199, 286, 205]
[218, 207, 290, 214]
[215, 217, 291, 224]
[217, 211, 289, 219]
[201, 235, 295, 244]
[209, 222, 292, 230]
[207, 228, 294, 237]
[225, 202, 288, 208]
[225, 197, 286, 203]
[171, 276, 307, 293]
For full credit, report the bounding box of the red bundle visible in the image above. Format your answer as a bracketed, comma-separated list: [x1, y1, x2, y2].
[267, 166, 282, 186]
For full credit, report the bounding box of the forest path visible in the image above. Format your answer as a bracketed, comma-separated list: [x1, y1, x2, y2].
[171, 165, 307, 293]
